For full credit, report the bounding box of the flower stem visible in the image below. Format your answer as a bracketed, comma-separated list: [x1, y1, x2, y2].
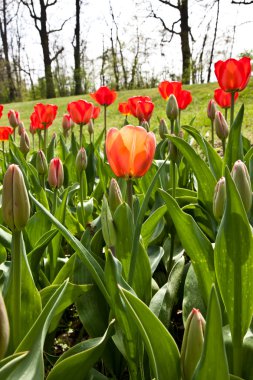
[79, 171, 86, 226]
[222, 139, 226, 156]
[127, 178, 133, 210]
[11, 229, 22, 348]
[230, 91, 235, 127]
[79, 124, 83, 147]
[43, 127, 47, 157]
[211, 119, 214, 147]
[104, 105, 107, 138]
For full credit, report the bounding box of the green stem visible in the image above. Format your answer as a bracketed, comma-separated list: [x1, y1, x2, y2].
[230, 91, 235, 128]
[52, 188, 58, 215]
[104, 105, 107, 138]
[79, 171, 86, 226]
[2, 141, 6, 171]
[170, 119, 174, 134]
[127, 178, 133, 210]
[168, 231, 175, 273]
[222, 139, 226, 156]
[79, 124, 83, 147]
[171, 161, 176, 198]
[12, 229, 22, 348]
[43, 127, 47, 156]
[211, 119, 214, 147]
[225, 108, 228, 122]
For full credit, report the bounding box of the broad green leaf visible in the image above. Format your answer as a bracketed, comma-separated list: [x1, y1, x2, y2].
[148, 246, 164, 274]
[46, 320, 114, 380]
[141, 205, 167, 248]
[159, 189, 215, 304]
[0, 226, 11, 250]
[26, 210, 51, 248]
[214, 167, 253, 375]
[192, 286, 230, 380]
[0, 281, 68, 380]
[167, 135, 217, 215]
[223, 104, 244, 171]
[120, 287, 181, 380]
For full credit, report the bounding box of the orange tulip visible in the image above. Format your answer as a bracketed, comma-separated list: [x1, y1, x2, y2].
[0, 126, 13, 141]
[214, 88, 239, 109]
[34, 103, 58, 129]
[90, 86, 117, 106]
[214, 57, 251, 92]
[67, 100, 94, 125]
[0, 105, 4, 119]
[118, 102, 131, 116]
[106, 125, 156, 178]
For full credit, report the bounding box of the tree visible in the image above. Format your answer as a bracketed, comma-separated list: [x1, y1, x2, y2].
[20, 0, 69, 99]
[207, 0, 220, 83]
[73, 0, 82, 95]
[150, 0, 193, 84]
[0, 0, 18, 101]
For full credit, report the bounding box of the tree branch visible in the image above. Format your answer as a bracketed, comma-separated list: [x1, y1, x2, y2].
[150, 7, 180, 37]
[50, 46, 64, 63]
[48, 16, 71, 34]
[157, 0, 179, 10]
[231, 0, 253, 3]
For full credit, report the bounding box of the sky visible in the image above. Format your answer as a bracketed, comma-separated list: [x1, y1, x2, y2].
[20, 0, 253, 84]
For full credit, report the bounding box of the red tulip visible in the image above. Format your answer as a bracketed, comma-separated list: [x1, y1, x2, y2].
[127, 96, 152, 118]
[34, 103, 58, 129]
[158, 81, 182, 100]
[177, 90, 192, 110]
[30, 111, 43, 131]
[0, 126, 13, 141]
[48, 157, 64, 189]
[67, 100, 94, 125]
[92, 106, 101, 120]
[214, 88, 239, 109]
[135, 100, 154, 123]
[214, 57, 251, 92]
[0, 105, 3, 119]
[118, 102, 131, 116]
[90, 86, 117, 106]
[106, 125, 156, 178]
[7, 110, 20, 128]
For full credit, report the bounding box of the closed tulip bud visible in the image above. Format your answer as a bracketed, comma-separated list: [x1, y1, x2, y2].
[166, 94, 178, 121]
[18, 121, 25, 136]
[108, 178, 123, 214]
[2, 164, 30, 231]
[36, 150, 48, 175]
[20, 129, 30, 156]
[88, 119, 94, 136]
[213, 177, 226, 221]
[48, 157, 64, 189]
[214, 111, 229, 141]
[181, 308, 206, 380]
[7, 110, 19, 128]
[101, 196, 116, 248]
[207, 99, 217, 121]
[0, 292, 9, 359]
[76, 147, 87, 175]
[231, 160, 252, 214]
[159, 118, 169, 139]
[141, 120, 149, 131]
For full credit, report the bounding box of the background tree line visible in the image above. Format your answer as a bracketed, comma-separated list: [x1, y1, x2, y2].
[0, 0, 252, 103]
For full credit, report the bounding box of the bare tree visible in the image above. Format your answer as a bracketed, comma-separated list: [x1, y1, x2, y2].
[20, 0, 69, 99]
[0, 0, 18, 101]
[150, 0, 194, 84]
[231, 0, 253, 3]
[207, 0, 220, 82]
[73, 0, 82, 95]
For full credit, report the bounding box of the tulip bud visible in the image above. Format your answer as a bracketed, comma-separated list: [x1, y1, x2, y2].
[214, 111, 229, 141]
[159, 118, 169, 140]
[48, 157, 64, 189]
[207, 99, 217, 121]
[2, 164, 30, 231]
[181, 308, 206, 380]
[88, 119, 94, 137]
[76, 147, 87, 175]
[101, 196, 117, 248]
[8, 110, 19, 128]
[166, 94, 178, 121]
[141, 120, 149, 131]
[36, 150, 48, 175]
[108, 178, 123, 214]
[18, 121, 25, 136]
[231, 160, 252, 214]
[62, 114, 74, 138]
[213, 177, 226, 221]
[0, 291, 9, 359]
[19, 129, 30, 156]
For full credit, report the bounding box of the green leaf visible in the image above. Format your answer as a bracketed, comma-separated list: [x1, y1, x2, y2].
[223, 104, 244, 171]
[192, 285, 230, 380]
[167, 135, 217, 214]
[46, 320, 114, 380]
[141, 205, 167, 248]
[214, 167, 253, 375]
[120, 287, 181, 380]
[159, 189, 215, 304]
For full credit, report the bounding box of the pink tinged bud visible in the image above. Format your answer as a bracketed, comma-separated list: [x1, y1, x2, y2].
[231, 160, 252, 214]
[36, 150, 48, 175]
[159, 118, 169, 139]
[20, 129, 30, 156]
[0, 291, 9, 359]
[213, 177, 226, 221]
[181, 308, 206, 380]
[108, 178, 123, 214]
[8, 110, 19, 128]
[166, 94, 179, 121]
[18, 121, 25, 136]
[214, 111, 229, 141]
[75, 147, 87, 175]
[2, 164, 30, 231]
[48, 158, 64, 189]
[207, 99, 217, 121]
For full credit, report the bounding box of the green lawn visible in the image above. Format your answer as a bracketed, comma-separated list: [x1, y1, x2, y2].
[1, 79, 253, 144]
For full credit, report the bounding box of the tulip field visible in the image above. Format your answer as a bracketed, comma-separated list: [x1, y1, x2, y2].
[0, 57, 253, 380]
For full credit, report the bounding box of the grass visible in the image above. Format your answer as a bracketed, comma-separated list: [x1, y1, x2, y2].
[1, 79, 253, 146]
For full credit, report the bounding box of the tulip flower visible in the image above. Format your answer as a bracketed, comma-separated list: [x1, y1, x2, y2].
[118, 102, 131, 125]
[90, 86, 117, 106]
[135, 100, 154, 124]
[0, 126, 13, 141]
[127, 96, 152, 118]
[34, 103, 58, 155]
[106, 125, 156, 179]
[158, 81, 182, 100]
[67, 99, 94, 146]
[92, 106, 101, 120]
[48, 157, 64, 190]
[0, 105, 3, 119]
[177, 90, 192, 110]
[214, 88, 239, 109]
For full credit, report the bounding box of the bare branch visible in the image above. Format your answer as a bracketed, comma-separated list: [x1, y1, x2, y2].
[150, 7, 180, 37]
[48, 16, 71, 34]
[157, 0, 179, 10]
[231, 0, 253, 3]
[46, 0, 57, 7]
[20, 0, 41, 31]
[50, 46, 64, 62]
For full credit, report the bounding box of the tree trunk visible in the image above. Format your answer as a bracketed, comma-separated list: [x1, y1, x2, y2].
[207, 0, 220, 83]
[110, 28, 120, 90]
[180, 0, 191, 84]
[74, 0, 82, 95]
